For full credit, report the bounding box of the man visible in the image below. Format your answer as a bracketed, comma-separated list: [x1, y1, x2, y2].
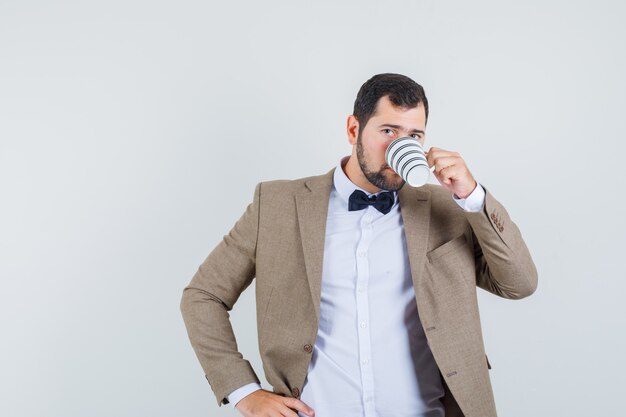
[180, 73, 538, 417]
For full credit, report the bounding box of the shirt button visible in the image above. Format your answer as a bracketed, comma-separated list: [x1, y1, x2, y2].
[358, 251, 366, 257]
[362, 359, 369, 365]
[360, 321, 367, 328]
[358, 287, 365, 293]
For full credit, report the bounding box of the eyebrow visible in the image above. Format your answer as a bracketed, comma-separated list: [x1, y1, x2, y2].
[378, 124, 424, 135]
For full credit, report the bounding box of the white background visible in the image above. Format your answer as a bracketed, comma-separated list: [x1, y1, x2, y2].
[1, 1, 624, 416]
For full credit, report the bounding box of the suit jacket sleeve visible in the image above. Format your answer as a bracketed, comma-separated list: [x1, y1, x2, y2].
[180, 181, 262, 407]
[464, 185, 538, 299]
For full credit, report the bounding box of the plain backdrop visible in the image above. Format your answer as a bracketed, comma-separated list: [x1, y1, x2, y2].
[1, 1, 625, 416]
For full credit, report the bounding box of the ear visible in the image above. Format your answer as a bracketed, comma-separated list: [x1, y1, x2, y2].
[347, 115, 359, 146]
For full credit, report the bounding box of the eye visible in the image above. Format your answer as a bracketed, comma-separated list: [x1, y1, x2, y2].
[411, 133, 422, 139]
[382, 128, 395, 136]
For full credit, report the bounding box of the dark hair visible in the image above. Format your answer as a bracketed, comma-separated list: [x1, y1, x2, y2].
[352, 73, 429, 135]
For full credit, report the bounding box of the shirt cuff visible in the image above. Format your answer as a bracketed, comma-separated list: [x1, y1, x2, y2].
[226, 382, 262, 408]
[452, 181, 486, 212]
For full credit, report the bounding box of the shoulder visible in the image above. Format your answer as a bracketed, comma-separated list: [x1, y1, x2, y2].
[258, 177, 305, 193]
[257, 168, 333, 197]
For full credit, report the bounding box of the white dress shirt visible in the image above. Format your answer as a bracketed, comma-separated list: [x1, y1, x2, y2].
[227, 156, 486, 416]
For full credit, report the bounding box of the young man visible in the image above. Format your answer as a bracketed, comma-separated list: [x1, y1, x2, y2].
[180, 73, 538, 417]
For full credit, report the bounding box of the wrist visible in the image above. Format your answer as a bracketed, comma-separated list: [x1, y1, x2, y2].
[455, 180, 477, 199]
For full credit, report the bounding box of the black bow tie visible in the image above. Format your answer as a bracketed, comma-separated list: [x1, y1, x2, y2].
[348, 189, 395, 215]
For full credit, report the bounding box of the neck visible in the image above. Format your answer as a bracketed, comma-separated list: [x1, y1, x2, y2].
[343, 154, 382, 194]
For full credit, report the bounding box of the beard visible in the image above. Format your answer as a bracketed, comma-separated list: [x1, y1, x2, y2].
[356, 131, 406, 192]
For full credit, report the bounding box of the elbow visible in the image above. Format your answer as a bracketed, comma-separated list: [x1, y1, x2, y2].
[180, 288, 191, 320]
[486, 260, 538, 300]
[513, 280, 537, 300]
[179, 285, 231, 315]
[525, 262, 539, 297]
[510, 263, 539, 300]
[179, 286, 199, 321]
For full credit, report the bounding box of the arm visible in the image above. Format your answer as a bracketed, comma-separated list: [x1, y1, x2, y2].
[463, 184, 538, 299]
[452, 180, 486, 213]
[425, 146, 537, 300]
[180, 182, 262, 407]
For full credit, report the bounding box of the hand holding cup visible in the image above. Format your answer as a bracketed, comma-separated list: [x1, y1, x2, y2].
[385, 137, 477, 198]
[425, 146, 477, 198]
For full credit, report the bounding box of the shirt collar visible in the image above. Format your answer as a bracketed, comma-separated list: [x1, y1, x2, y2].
[333, 155, 397, 208]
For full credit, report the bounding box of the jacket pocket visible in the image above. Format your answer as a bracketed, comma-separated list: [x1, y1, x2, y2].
[427, 233, 468, 263]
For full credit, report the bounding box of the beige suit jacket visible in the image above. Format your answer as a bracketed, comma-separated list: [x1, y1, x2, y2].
[180, 166, 538, 417]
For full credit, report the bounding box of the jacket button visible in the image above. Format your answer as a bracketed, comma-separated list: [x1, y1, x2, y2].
[292, 387, 300, 398]
[304, 343, 313, 353]
[490, 212, 496, 220]
[499, 225, 504, 232]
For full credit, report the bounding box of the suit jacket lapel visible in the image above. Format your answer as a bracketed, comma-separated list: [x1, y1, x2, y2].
[398, 184, 432, 297]
[295, 166, 432, 322]
[295, 167, 335, 322]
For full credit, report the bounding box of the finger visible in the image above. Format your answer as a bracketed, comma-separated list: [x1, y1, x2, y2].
[424, 146, 461, 157]
[433, 156, 459, 177]
[282, 398, 315, 417]
[426, 147, 435, 168]
[279, 404, 310, 417]
[439, 164, 462, 184]
[278, 404, 300, 417]
[426, 148, 456, 168]
[426, 147, 456, 158]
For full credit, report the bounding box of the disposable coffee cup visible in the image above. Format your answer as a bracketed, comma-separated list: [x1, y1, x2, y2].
[385, 136, 435, 187]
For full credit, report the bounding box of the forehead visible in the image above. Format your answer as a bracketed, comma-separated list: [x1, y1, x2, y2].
[368, 95, 426, 128]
